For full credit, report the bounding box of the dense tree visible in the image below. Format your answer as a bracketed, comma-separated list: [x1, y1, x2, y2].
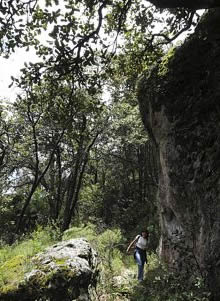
[0, 68, 161, 240]
[0, 78, 107, 235]
[1, 0, 219, 299]
[0, 104, 9, 176]
[148, 0, 220, 9]
[0, 0, 204, 237]
[75, 72, 159, 243]
[0, 0, 203, 95]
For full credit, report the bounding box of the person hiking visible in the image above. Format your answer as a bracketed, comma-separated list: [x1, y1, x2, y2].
[126, 230, 149, 281]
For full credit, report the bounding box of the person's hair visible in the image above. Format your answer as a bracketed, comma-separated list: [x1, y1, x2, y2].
[141, 230, 149, 237]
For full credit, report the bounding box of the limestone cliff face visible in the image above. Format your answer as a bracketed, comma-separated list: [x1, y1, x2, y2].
[138, 8, 220, 300]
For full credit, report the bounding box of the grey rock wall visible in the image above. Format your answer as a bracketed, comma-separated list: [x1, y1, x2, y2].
[138, 8, 220, 300]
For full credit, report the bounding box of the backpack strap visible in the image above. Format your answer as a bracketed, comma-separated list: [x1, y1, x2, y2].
[135, 234, 141, 243]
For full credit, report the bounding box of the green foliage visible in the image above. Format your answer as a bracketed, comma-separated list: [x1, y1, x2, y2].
[0, 224, 211, 301]
[158, 47, 176, 76]
[0, 66, 159, 241]
[95, 229, 124, 271]
[128, 255, 210, 301]
[0, 223, 126, 297]
[0, 1, 204, 298]
[0, 81, 109, 235]
[1, 0, 200, 92]
[0, 255, 31, 295]
[76, 96, 159, 240]
[63, 223, 126, 297]
[0, 225, 61, 291]
[78, 183, 104, 223]
[63, 224, 125, 271]
[62, 223, 98, 241]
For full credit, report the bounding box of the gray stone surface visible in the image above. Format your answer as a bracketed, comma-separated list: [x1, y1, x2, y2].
[138, 8, 220, 300]
[0, 238, 99, 301]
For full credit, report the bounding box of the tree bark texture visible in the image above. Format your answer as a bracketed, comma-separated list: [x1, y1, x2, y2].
[138, 8, 220, 300]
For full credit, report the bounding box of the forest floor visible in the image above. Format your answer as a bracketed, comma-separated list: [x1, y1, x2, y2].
[0, 225, 210, 301]
[98, 261, 156, 301]
[99, 268, 135, 300]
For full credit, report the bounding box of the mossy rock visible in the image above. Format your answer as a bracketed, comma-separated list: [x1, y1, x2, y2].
[0, 238, 99, 301]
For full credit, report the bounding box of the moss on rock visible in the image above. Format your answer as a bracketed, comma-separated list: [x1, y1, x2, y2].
[158, 47, 176, 77]
[0, 238, 99, 301]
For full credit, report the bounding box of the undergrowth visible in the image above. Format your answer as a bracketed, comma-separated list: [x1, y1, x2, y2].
[0, 223, 211, 300]
[130, 261, 211, 301]
[0, 224, 61, 291]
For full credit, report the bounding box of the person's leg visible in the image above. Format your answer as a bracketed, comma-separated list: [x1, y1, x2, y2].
[138, 264, 144, 281]
[135, 251, 144, 281]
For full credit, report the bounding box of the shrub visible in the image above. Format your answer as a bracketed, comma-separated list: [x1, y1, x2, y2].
[130, 255, 211, 301]
[63, 224, 129, 299]
[62, 223, 97, 242]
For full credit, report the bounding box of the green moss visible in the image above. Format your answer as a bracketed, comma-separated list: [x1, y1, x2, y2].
[158, 47, 176, 77]
[1, 254, 24, 270]
[0, 284, 18, 294]
[0, 257, 25, 296]
[0, 255, 26, 290]
[33, 272, 48, 287]
[54, 258, 67, 265]
[0, 225, 63, 296]
[27, 265, 76, 290]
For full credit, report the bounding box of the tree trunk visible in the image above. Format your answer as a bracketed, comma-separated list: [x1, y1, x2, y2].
[55, 146, 62, 219]
[16, 130, 64, 233]
[15, 183, 38, 233]
[62, 132, 99, 231]
[62, 172, 77, 232]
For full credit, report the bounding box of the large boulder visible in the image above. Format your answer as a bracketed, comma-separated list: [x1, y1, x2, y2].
[138, 8, 220, 300]
[0, 238, 99, 301]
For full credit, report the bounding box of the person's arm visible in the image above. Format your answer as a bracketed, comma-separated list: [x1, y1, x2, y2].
[126, 236, 139, 253]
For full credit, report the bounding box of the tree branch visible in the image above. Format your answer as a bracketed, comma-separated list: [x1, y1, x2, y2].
[148, 0, 220, 9]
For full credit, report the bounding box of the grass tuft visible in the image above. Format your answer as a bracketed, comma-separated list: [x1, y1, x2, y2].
[0, 224, 61, 292]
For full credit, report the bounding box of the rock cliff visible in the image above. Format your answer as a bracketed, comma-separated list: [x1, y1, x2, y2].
[0, 238, 99, 301]
[138, 8, 220, 300]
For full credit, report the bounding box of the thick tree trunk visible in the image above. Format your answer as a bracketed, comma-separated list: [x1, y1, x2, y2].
[138, 8, 220, 300]
[148, 0, 220, 9]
